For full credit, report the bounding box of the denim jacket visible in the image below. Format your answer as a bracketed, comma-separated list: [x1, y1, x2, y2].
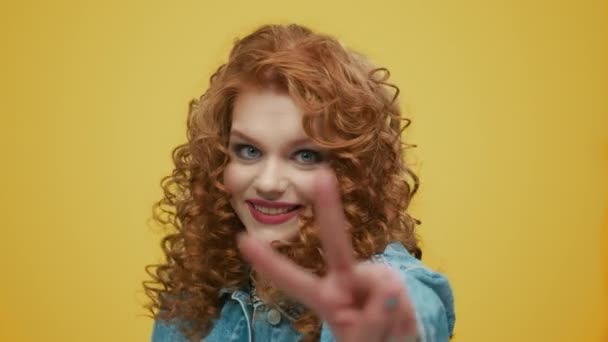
[152, 241, 455, 342]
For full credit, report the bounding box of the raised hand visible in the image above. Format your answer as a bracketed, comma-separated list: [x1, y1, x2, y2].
[237, 168, 419, 342]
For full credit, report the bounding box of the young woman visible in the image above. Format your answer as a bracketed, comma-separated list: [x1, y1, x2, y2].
[144, 23, 455, 342]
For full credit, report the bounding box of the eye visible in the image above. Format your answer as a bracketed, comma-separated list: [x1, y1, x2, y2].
[293, 149, 323, 165]
[233, 144, 262, 160]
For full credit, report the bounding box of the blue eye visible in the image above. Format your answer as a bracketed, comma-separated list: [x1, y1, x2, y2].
[233, 144, 262, 160]
[293, 149, 323, 165]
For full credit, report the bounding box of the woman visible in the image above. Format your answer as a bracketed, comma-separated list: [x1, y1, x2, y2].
[144, 23, 455, 342]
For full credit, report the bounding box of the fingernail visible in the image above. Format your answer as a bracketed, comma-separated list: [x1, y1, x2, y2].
[383, 296, 399, 311]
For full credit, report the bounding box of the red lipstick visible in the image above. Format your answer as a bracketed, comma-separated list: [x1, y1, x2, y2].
[246, 199, 302, 225]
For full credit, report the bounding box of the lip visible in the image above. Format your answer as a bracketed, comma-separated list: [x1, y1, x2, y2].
[246, 200, 302, 225]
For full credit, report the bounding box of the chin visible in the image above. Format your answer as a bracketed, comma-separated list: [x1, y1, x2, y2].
[246, 223, 299, 244]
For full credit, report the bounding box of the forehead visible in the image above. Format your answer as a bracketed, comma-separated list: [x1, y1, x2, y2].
[231, 87, 306, 136]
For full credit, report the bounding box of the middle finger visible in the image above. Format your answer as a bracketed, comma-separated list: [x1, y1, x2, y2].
[313, 168, 355, 275]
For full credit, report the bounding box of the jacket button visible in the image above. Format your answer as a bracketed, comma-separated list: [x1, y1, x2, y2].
[266, 308, 282, 325]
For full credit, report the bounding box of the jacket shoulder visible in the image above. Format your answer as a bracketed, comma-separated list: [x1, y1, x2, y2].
[373, 242, 456, 340]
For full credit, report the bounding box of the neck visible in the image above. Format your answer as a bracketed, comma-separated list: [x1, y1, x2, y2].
[249, 273, 272, 304]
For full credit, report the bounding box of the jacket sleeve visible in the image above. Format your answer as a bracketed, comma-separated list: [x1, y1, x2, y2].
[320, 264, 455, 342]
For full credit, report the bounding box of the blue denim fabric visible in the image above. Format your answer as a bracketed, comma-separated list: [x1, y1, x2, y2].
[152, 241, 455, 342]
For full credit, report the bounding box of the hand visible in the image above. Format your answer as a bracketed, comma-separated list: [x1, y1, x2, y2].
[237, 168, 419, 342]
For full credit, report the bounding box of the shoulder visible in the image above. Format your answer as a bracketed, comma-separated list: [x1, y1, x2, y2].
[152, 318, 190, 342]
[374, 241, 456, 340]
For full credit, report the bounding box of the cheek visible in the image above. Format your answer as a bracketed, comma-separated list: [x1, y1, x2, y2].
[223, 163, 238, 194]
[223, 163, 249, 195]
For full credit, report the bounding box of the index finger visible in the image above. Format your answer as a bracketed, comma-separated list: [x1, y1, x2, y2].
[313, 168, 355, 274]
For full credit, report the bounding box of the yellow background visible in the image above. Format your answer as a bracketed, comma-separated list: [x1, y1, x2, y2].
[1, 0, 606, 341]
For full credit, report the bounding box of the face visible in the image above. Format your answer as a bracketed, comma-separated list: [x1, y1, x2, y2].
[224, 87, 327, 244]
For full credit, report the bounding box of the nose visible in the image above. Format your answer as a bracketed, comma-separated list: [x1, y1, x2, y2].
[253, 158, 288, 199]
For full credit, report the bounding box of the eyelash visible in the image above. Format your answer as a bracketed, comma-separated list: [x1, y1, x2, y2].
[231, 144, 323, 165]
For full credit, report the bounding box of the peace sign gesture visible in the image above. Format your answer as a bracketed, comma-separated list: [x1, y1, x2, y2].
[237, 169, 419, 342]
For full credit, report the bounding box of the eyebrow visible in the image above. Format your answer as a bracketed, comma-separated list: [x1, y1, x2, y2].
[230, 129, 314, 149]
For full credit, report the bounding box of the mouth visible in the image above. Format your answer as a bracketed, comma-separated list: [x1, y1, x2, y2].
[246, 201, 302, 225]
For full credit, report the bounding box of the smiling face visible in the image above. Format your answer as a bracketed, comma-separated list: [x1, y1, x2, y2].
[224, 86, 327, 243]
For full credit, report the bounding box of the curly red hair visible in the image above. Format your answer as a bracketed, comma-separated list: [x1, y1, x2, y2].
[144, 23, 421, 342]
